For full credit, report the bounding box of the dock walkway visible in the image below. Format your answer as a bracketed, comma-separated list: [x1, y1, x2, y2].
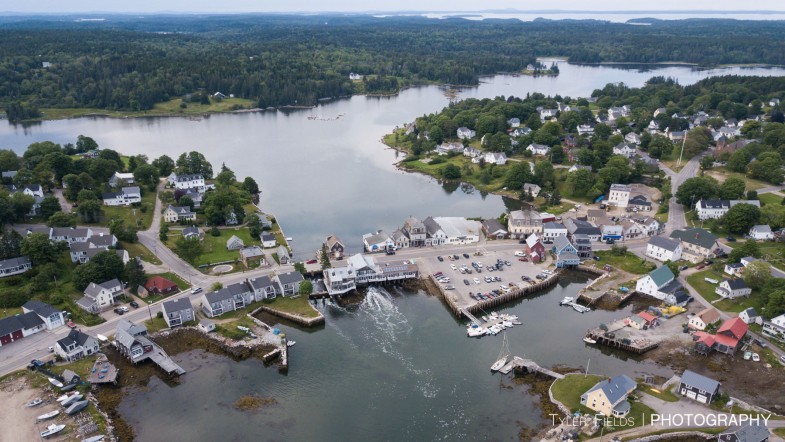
[460, 308, 482, 326]
[148, 345, 185, 375]
[511, 356, 565, 379]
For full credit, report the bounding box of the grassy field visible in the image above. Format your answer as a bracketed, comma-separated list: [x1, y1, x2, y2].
[38, 97, 255, 121]
[705, 167, 772, 190]
[263, 295, 319, 318]
[141, 272, 190, 304]
[551, 374, 603, 412]
[215, 316, 258, 340]
[96, 190, 156, 229]
[638, 384, 679, 402]
[758, 193, 784, 206]
[120, 241, 162, 265]
[685, 269, 763, 313]
[166, 226, 257, 267]
[398, 154, 508, 193]
[654, 211, 669, 224]
[724, 240, 785, 272]
[594, 251, 657, 274]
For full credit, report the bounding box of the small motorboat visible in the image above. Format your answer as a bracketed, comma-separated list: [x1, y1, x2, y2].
[286, 341, 296, 347]
[467, 328, 485, 337]
[48, 378, 64, 388]
[285, 237, 293, 241]
[57, 391, 79, 404]
[82, 436, 105, 442]
[512, 321, 523, 326]
[60, 383, 77, 392]
[61, 393, 83, 407]
[66, 400, 89, 415]
[583, 336, 597, 344]
[237, 326, 250, 332]
[37, 410, 60, 421]
[559, 297, 574, 306]
[752, 353, 760, 362]
[490, 357, 508, 371]
[25, 398, 43, 407]
[40, 423, 65, 438]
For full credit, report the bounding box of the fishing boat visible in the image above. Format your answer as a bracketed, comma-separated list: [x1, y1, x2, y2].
[490, 332, 511, 372]
[559, 297, 574, 306]
[82, 436, 105, 442]
[40, 424, 65, 438]
[61, 393, 83, 407]
[25, 398, 43, 407]
[48, 378, 64, 388]
[285, 237, 293, 241]
[467, 327, 485, 337]
[57, 391, 79, 404]
[36, 410, 60, 421]
[66, 400, 89, 415]
[583, 336, 597, 344]
[286, 341, 296, 347]
[572, 304, 591, 314]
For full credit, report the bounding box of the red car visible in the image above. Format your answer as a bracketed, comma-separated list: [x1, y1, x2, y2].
[66, 321, 76, 328]
[306, 259, 318, 264]
[518, 257, 528, 262]
[696, 264, 706, 270]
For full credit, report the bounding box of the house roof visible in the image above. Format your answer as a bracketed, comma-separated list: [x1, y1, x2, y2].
[276, 245, 290, 257]
[697, 308, 721, 324]
[610, 184, 631, 192]
[182, 226, 201, 237]
[680, 370, 720, 393]
[226, 235, 244, 246]
[670, 228, 718, 250]
[718, 317, 748, 340]
[325, 234, 343, 249]
[162, 298, 193, 314]
[741, 307, 758, 318]
[0, 256, 31, 270]
[584, 374, 636, 406]
[482, 219, 507, 234]
[721, 423, 771, 442]
[726, 263, 744, 269]
[76, 296, 96, 310]
[525, 233, 542, 249]
[750, 224, 772, 234]
[22, 300, 60, 318]
[638, 311, 657, 323]
[552, 235, 574, 252]
[84, 279, 121, 298]
[248, 275, 276, 290]
[722, 278, 748, 290]
[15, 311, 44, 330]
[277, 271, 304, 285]
[647, 265, 675, 287]
[117, 318, 147, 336]
[57, 329, 94, 349]
[542, 222, 566, 230]
[144, 276, 178, 293]
[628, 195, 651, 206]
[694, 331, 716, 347]
[240, 246, 264, 259]
[205, 282, 251, 304]
[175, 173, 204, 182]
[167, 205, 194, 215]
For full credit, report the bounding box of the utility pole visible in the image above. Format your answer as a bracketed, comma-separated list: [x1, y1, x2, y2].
[676, 132, 687, 168]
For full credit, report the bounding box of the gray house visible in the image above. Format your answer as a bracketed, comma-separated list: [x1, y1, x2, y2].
[248, 275, 279, 300]
[482, 219, 508, 240]
[718, 423, 770, 442]
[276, 271, 304, 296]
[22, 300, 65, 330]
[161, 298, 195, 328]
[0, 256, 32, 278]
[226, 235, 245, 250]
[200, 282, 253, 317]
[115, 319, 154, 363]
[276, 245, 291, 265]
[55, 329, 99, 362]
[678, 370, 720, 404]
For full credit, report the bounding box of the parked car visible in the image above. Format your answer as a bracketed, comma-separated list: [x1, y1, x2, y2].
[678, 265, 688, 271]
[514, 251, 526, 257]
[191, 287, 203, 294]
[726, 236, 736, 242]
[305, 259, 318, 264]
[114, 307, 126, 315]
[463, 279, 470, 286]
[463, 253, 470, 259]
[593, 256, 601, 261]
[450, 264, 457, 271]
[129, 301, 139, 308]
[743, 351, 752, 361]
[437, 256, 444, 262]
[473, 278, 481, 285]
[780, 355, 785, 364]
[518, 257, 528, 262]
[696, 264, 706, 270]
[66, 321, 76, 328]
[753, 338, 768, 348]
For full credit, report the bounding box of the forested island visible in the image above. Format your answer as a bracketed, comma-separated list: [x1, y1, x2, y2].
[3, 15, 785, 121]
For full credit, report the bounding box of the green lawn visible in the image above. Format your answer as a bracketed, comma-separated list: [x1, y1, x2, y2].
[638, 385, 679, 402]
[263, 295, 320, 318]
[654, 211, 669, 224]
[214, 316, 258, 340]
[774, 428, 785, 438]
[706, 167, 772, 191]
[166, 227, 258, 267]
[594, 251, 657, 274]
[96, 190, 156, 229]
[398, 154, 508, 193]
[38, 97, 255, 121]
[724, 240, 785, 272]
[685, 269, 763, 313]
[120, 241, 162, 265]
[141, 272, 191, 304]
[758, 193, 784, 206]
[551, 374, 603, 412]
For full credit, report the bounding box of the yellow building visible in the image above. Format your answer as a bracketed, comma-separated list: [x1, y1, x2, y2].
[580, 375, 637, 417]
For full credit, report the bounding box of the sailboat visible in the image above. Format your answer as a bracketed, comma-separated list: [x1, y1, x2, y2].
[490, 332, 510, 372]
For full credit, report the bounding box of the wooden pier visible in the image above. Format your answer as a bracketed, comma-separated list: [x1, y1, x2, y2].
[585, 328, 659, 354]
[510, 357, 565, 379]
[149, 346, 186, 375]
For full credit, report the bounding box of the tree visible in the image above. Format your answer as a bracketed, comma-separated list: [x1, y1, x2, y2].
[215, 169, 236, 187]
[75, 135, 98, 153]
[533, 160, 555, 189]
[664, 260, 680, 277]
[294, 262, 306, 275]
[764, 290, 785, 319]
[0, 229, 23, 260]
[175, 237, 203, 263]
[133, 164, 159, 190]
[0, 150, 20, 172]
[21, 233, 61, 265]
[242, 177, 260, 194]
[210, 282, 223, 292]
[39, 196, 62, 220]
[699, 156, 714, 170]
[123, 260, 147, 294]
[503, 161, 534, 190]
[675, 176, 719, 206]
[722, 203, 761, 234]
[179, 195, 195, 211]
[727, 240, 760, 263]
[152, 155, 175, 177]
[77, 189, 98, 203]
[247, 213, 263, 240]
[320, 244, 331, 270]
[176, 151, 213, 178]
[441, 164, 461, 180]
[76, 199, 102, 223]
[718, 176, 746, 200]
[9, 193, 34, 221]
[299, 280, 313, 296]
[565, 169, 595, 197]
[47, 211, 77, 227]
[87, 158, 120, 183]
[744, 260, 772, 290]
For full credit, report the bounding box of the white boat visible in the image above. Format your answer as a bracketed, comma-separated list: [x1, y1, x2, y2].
[57, 391, 79, 403]
[40, 424, 65, 438]
[512, 321, 523, 326]
[48, 378, 64, 388]
[467, 328, 486, 337]
[66, 400, 89, 415]
[82, 436, 105, 442]
[572, 304, 591, 313]
[285, 237, 293, 241]
[583, 336, 597, 344]
[237, 325, 250, 332]
[25, 398, 43, 407]
[61, 393, 83, 407]
[486, 326, 499, 336]
[559, 297, 574, 306]
[491, 332, 511, 371]
[502, 321, 513, 328]
[286, 341, 296, 347]
[481, 315, 488, 321]
[752, 353, 760, 362]
[96, 334, 108, 342]
[37, 410, 60, 421]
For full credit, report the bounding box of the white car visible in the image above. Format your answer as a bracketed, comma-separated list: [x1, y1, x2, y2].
[473, 278, 481, 285]
[450, 264, 458, 271]
[514, 251, 526, 257]
[191, 287, 203, 294]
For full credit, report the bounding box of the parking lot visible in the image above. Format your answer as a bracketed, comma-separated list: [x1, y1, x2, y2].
[416, 247, 555, 308]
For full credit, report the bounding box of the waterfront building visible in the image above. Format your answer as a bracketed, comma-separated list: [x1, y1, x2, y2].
[580, 374, 636, 417]
[507, 210, 542, 239]
[161, 298, 195, 328]
[55, 329, 99, 362]
[323, 253, 419, 296]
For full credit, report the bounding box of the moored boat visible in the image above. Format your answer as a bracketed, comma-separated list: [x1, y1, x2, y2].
[286, 341, 296, 347]
[491, 332, 511, 371]
[66, 400, 89, 415]
[40, 424, 65, 438]
[25, 398, 43, 407]
[36, 410, 60, 421]
[57, 391, 78, 403]
[583, 336, 597, 344]
[559, 297, 574, 306]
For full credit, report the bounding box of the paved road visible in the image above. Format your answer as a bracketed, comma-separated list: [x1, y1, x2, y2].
[660, 154, 703, 235]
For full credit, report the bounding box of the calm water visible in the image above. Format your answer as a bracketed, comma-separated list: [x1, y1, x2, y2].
[1, 62, 784, 258]
[119, 276, 668, 441]
[419, 12, 785, 22]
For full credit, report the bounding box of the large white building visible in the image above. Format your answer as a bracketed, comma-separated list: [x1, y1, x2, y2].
[323, 254, 419, 295]
[645, 236, 682, 262]
[608, 184, 631, 208]
[431, 217, 481, 245]
[695, 199, 761, 220]
[169, 173, 206, 191]
[102, 186, 141, 206]
[508, 210, 543, 239]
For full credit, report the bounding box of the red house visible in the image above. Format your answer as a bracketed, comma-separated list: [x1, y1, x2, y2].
[525, 234, 546, 263]
[637, 311, 658, 328]
[143, 276, 179, 295]
[693, 317, 747, 355]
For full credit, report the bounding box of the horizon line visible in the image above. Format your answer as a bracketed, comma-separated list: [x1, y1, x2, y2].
[2, 9, 785, 16]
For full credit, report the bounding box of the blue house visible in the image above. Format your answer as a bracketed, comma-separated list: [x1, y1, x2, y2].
[552, 235, 577, 255]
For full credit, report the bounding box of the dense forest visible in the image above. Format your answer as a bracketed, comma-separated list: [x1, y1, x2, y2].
[3, 15, 785, 117]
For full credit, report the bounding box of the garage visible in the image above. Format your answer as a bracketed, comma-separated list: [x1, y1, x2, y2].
[0, 315, 27, 347]
[696, 394, 708, 404]
[686, 390, 697, 400]
[0, 334, 11, 346]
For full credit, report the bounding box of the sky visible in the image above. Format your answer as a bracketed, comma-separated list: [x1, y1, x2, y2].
[2, 0, 784, 14]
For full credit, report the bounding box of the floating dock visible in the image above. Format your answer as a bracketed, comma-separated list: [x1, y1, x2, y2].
[499, 356, 565, 379]
[87, 354, 118, 385]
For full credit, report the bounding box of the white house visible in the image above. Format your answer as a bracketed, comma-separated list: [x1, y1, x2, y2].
[349, 72, 363, 80]
[170, 173, 206, 191]
[724, 262, 744, 276]
[163, 205, 197, 223]
[55, 329, 99, 362]
[739, 307, 761, 325]
[577, 124, 594, 136]
[456, 127, 476, 139]
[688, 307, 721, 331]
[507, 118, 520, 128]
[568, 164, 592, 173]
[542, 222, 567, 241]
[613, 143, 637, 158]
[523, 183, 541, 198]
[526, 143, 550, 156]
[635, 266, 677, 301]
[740, 256, 759, 268]
[695, 199, 761, 221]
[625, 132, 641, 145]
[715, 279, 752, 299]
[749, 225, 774, 241]
[363, 230, 394, 253]
[770, 98, 781, 107]
[512, 127, 531, 137]
[161, 298, 195, 328]
[76, 279, 122, 313]
[108, 172, 135, 187]
[634, 216, 660, 236]
[463, 147, 482, 158]
[539, 108, 558, 120]
[0, 256, 32, 278]
[102, 186, 141, 206]
[762, 313, 785, 342]
[646, 236, 682, 262]
[49, 227, 93, 245]
[22, 300, 65, 330]
[484, 152, 508, 165]
[261, 233, 277, 248]
[621, 220, 645, 240]
[608, 184, 631, 208]
[275, 271, 304, 296]
[431, 217, 481, 245]
[436, 142, 464, 155]
[601, 224, 624, 241]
